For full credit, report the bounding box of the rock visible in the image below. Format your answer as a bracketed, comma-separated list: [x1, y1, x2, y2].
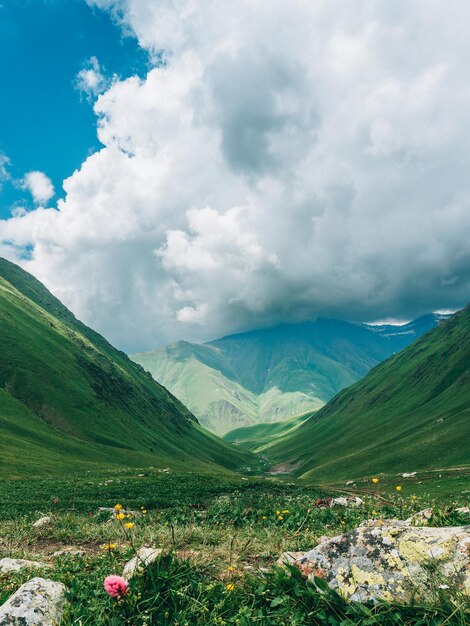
[330, 497, 348, 507]
[32, 517, 51, 529]
[51, 549, 84, 559]
[346, 481, 355, 486]
[290, 523, 470, 603]
[122, 547, 162, 578]
[401, 472, 417, 478]
[406, 508, 433, 526]
[330, 496, 363, 508]
[0, 559, 49, 574]
[277, 551, 305, 566]
[456, 507, 469, 514]
[0, 577, 66, 625]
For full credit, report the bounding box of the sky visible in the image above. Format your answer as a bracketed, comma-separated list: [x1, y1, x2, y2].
[0, 0, 469, 352]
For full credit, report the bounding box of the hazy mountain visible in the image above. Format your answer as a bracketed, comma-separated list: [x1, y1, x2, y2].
[262, 307, 470, 481]
[0, 258, 250, 478]
[132, 314, 448, 435]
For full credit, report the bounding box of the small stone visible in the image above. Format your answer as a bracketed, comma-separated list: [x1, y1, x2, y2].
[32, 516, 51, 529]
[455, 507, 469, 514]
[0, 559, 49, 574]
[407, 508, 433, 526]
[402, 472, 417, 478]
[51, 549, 84, 558]
[122, 547, 162, 578]
[330, 497, 348, 507]
[276, 551, 305, 566]
[0, 577, 66, 625]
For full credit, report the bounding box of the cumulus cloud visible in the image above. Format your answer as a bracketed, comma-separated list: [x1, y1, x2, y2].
[75, 56, 109, 101]
[1, 0, 470, 350]
[21, 171, 55, 205]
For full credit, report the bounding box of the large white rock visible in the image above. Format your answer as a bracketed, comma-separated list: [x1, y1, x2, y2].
[0, 559, 48, 574]
[123, 547, 162, 578]
[0, 577, 66, 625]
[289, 523, 470, 603]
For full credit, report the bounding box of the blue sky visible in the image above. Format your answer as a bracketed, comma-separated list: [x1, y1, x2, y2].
[0, 0, 148, 218]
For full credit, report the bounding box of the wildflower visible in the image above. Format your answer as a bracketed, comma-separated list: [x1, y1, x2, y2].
[116, 513, 125, 521]
[227, 565, 233, 571]
[276, 510, 280, 515]
[261, 515, 267, 520]
[371, 510, 377, 516]
[226, 583, 235, 592]
[142, 509, 148, 514]
[114, 504, 123, 511]
[396, 486, 402, 492]
[411, 495, 417, 500]
[104, 575, 129, 599]
[53, 499, 59, 505]
[378, 519, 383, 526]
[281, 509, 289, 514]
[372, 478, 379, 484]
[341, 521, 345, 525]
[89, 513, 93, 517]
[102, 543, 118, 551]
[278, 515, 283, 521]
[125, 522, 135, 529]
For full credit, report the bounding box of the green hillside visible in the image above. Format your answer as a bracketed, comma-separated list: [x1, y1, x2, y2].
[264, 307, 470, 482]
[223, 411, 313, 453]
[132, 316, 447, 435]
[0, 258, 250, 478]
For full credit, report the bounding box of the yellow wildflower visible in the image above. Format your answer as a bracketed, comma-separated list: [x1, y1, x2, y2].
[281, 509, 289, 514]
[411, 495, 417, 500]
[226, 583, 235, 592]
[276, 510, 280, 515]
[125, 522, 135, 529]
[116, 513, 125, 521]
[396, 486, 402, 492]
[114, 504, 123, 511]
[371, 510, 377, 516]
[372, 478, 379, 484]
[102, 543, 117, 551]
[227, 565, 233, 571]
[261, 515, 267, 520]
[278, 515, 283, 521]
[142, 509, 148, 514]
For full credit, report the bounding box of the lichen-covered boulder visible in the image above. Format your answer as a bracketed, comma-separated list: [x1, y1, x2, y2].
[0, 577, 66, 625]
[0, 559, 48, 574]
[292, 523, 470, 603]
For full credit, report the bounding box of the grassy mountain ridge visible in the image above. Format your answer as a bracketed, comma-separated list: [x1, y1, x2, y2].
[0, 258, 250, 477]
[263, 306, 470, 481]
[132, 315, 448, 434]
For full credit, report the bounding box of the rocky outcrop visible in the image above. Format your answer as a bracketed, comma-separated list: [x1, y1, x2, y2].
[0, 578, 66, 625]
[286, 523, 470, 602]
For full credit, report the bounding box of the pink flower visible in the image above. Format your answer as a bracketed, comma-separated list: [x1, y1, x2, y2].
[103, 575, 129, 599]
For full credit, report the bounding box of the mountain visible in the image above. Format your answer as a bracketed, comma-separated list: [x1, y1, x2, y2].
[262, 306, 470, 482]
[131, 315, 448, 435]
[0, 258, 250, 478]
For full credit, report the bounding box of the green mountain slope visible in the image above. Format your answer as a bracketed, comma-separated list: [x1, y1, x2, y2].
[264, 307, 470, 482]
[0, 258, 250, 478]
[132, 316, 447, 435]
[223, 411, 313, 453]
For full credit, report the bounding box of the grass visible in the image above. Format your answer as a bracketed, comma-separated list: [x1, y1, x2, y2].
[0, 470, 468, 624]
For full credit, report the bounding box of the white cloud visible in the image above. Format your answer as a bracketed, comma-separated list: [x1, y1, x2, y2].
[21, 171, 55, 205]
[75, 56, 109, 101]
[2, 0, 470, 350]
[0, 153, 10, 189]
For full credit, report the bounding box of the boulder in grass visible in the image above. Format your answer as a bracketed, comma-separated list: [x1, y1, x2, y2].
[0, 559, 49, 574]
[0, 577, 66, 625]
[287, 523, 470, 603]
[32, 517, 51, 529]
[122, 547, 162, 578]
